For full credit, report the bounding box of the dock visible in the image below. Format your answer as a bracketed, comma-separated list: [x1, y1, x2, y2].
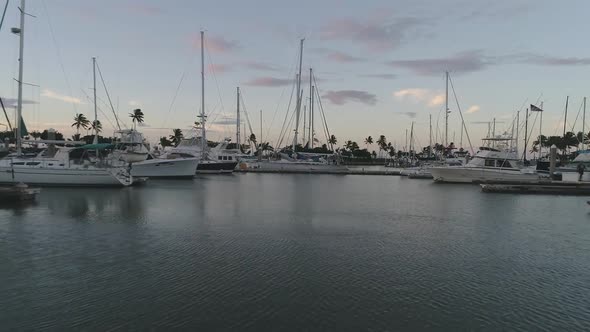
[235, 168, 402, 176]
[481, 181, 590, 195]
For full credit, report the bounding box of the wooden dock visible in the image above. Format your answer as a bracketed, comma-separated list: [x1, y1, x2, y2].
[235, 168, 402, 176]
[481, 181, 590, 195]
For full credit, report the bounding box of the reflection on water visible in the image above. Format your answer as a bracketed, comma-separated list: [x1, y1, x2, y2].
[1, 174, 590, 331]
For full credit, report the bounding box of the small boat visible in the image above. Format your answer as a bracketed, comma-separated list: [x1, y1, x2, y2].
[0, 183, 40, 202]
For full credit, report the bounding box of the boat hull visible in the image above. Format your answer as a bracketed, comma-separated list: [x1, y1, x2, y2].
[131, 158, 198, 178]
[430, 167, 547, 183]
[0, 166, 131, 186]
[247, 160, 349, 174]
[196, 161, 238, 174]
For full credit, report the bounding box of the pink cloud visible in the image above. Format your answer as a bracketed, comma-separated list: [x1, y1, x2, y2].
[327, 51, 365, 63]
[241, 61, 279, 71]
[207, 63, 232, 74]
[125, 2, 164, 16]
[322, 90, 377, 106]
[192, 34, 240, 54]
[244, 77, 293, 87]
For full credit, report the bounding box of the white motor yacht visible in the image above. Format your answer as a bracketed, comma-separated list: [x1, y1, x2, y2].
[430, 147, 550, 183]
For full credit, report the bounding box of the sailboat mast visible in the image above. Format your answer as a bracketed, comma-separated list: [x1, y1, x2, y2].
[309, 67, 313, 148]
[93, 56, 98, 144]
[429, 114, 432, 158]
[293, 38, 304, 153]
[512, 111, 520, 156]
[522, 108, 529, 161]
[15, 0, 25, 156]
[445, 71, 449, 148]
[311, 85, 315, 149]
[200, 30, 206, 158]
[539, 102, 543, 159]
[583, 97, 586, 151]
[563, 96, 580, 136]
[236, 86, 240, 151]
[410, 121, 414, 160]
[492, 118, 496, 149]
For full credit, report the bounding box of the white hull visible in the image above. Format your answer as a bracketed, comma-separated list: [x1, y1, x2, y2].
[0, 165, 131, 186]
[247, 160, 349, 173]
[430, 166, 548, 183]
[131, 158, 198, 178]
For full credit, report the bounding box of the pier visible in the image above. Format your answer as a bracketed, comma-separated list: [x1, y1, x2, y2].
[235, 168, 402, 176]
[481, 181, 590, 195]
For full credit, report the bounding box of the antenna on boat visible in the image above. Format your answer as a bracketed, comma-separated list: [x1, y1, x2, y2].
[583, 97, 587, 151]
[563, 96, 569, 137]
[200, 30, 206, 160]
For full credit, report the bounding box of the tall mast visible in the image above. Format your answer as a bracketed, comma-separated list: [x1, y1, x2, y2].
[563, 96, 580, 136]
[539, 102, 543, 159]
[410, 121, 414, 160]
[292, 38, 304, 152]
[236, 86, 240, 151]
[512, 111, 520, 156]
[445, 71, 449, 148]
[15, 0, 25, 156]
[200, 30, 206, 159]
[429, 114, 432, 158]
[522, 108, 529, 161]
[309, 67, 313, 148]
[311, 85, 315, 149]
[92, 56, 98, 144]
[583, 97, 587, 151]
[492, 118, 496, 149]
[260, 109, 263, 155]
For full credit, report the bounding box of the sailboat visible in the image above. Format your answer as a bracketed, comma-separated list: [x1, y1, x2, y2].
[165, 31, 238, 174]
[246, 39, 348, 173]
[0, 1, 132, 187]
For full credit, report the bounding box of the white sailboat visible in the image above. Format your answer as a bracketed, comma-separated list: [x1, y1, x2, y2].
[246, 39, 348, 173]
[0, 2, 132, 187]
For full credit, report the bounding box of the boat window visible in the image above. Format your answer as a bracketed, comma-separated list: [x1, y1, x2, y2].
[497, 160, 512, 168]
[228, 156, 232, 160]
[223, 156, 227, 160]
[11, 162, 25, 165]
[25, 162, 40, 166]
[218, 156, 222, 160]
[484, 159, 495, 167]
[48, 163, 53, 166]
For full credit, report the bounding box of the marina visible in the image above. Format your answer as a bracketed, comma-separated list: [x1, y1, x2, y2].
[1, 0, 590, 330]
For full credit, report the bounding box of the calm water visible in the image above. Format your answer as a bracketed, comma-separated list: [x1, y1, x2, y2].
[1, 173, 590, 331]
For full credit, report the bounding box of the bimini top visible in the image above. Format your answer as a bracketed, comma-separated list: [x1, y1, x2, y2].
[79, 143, 116, 150]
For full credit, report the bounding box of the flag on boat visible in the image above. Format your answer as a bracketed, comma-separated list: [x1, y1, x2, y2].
[531, 104, 544, 112]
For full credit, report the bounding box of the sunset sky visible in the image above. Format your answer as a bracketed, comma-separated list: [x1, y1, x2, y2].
[1, 0, 590, 153]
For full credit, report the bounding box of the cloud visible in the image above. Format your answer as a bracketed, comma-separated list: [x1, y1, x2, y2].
[388, 50, 492, 76]
[195, 35, 240, 54]
[137, 122, 151, 127]
[128, 100, 141, 107]
[0, 97, 37, 107]
[207, 63, 232, 74]
[466, 105, 480, 114]
[393, 112, 417, 118]
[322, 90, 377, 106]
[211, 115, 237, 125]
[518, 54, 590, 66]
[428, 94, 445, 107]
[244, 77, 293, 87]
[125, 3, 164, 16]
[320, 15, 426, 52]
[358, 73, 397, 79]
[41, 89, 84, 104]
[241, 61, 279, 71]
[393, 88, 444, 107]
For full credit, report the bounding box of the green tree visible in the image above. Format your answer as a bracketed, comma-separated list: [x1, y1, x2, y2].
[328, 134, 337, 148]
[71, 113, 90, 135]
[169, 128, 183, 146]
[129, 108, 145, 130]
[376, 135, 387, 157]
[160, 136, 173, 147]
[91, 120, 102, 134]
[364, 136, 373, 149]
[30, 130, 42, 140]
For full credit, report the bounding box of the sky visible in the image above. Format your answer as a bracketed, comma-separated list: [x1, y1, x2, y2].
[1, 0, 590, 154]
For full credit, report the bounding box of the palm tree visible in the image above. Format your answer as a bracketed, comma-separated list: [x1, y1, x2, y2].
[328, 134, 337, 150]
[91, 120, 102, 134]
[169, 128, 183, 146]
[71, 113, 90, 135]
[364, 136, 373, 149]
[30, 130, 42, 140]
[376, 135, 387, 157]
[129, 108, 145, 130]
[160, 136, 172, 147]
